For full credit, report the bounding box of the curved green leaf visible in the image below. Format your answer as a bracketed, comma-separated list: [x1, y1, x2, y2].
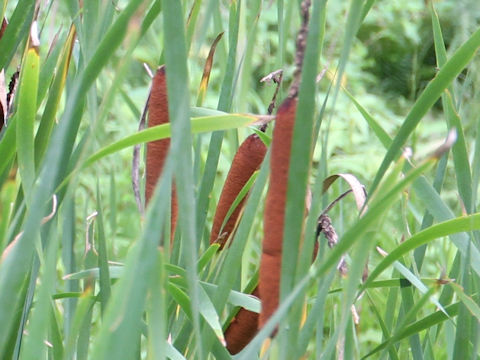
[363, 213, 480, 291]
[83, 114, 258, 170]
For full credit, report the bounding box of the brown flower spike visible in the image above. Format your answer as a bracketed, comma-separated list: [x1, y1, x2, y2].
[145, 66, 178, 243]
[259, 96, 297, 328]
[210, 133, 267, 248]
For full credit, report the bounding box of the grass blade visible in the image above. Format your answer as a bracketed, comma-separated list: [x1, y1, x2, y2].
[20, 222, 59, 360]
[195, 0, 241, 246]
[82, 114, 261, 170]
[35, 25, 76, 167]
[16, 31, 39, 199]
[162, 0, 204, 357]
[0, 0, 148, 351]
[370, 25, 480, 194]
[95, 183, 111, 315]
[0, 0, 35, 70]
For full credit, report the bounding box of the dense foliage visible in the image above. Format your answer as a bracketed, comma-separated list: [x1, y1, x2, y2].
[0, 0, 480, 359]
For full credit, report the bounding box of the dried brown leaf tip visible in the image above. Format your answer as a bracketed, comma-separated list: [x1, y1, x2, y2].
[197, 32, 224, 106]
[316, 214, 347, 276]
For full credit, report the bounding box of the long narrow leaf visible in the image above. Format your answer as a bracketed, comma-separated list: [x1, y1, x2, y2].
[370, 26, 480, 194]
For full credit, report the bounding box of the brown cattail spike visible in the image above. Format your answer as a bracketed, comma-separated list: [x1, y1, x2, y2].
[259, 96, 297, 328]
[225, 287, 260, 354]
[212, 134, 266, 353]
[210, 133, 267, 248]
[145, 66, 178, 242]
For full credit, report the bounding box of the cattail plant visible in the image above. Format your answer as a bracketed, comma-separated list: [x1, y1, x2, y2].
[210, 133, 267, 248]
[145, 66, 178, 242]
[218, 132, 266, 353]
[259, 96, 297, 328]
[220, 70, 283, 353]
